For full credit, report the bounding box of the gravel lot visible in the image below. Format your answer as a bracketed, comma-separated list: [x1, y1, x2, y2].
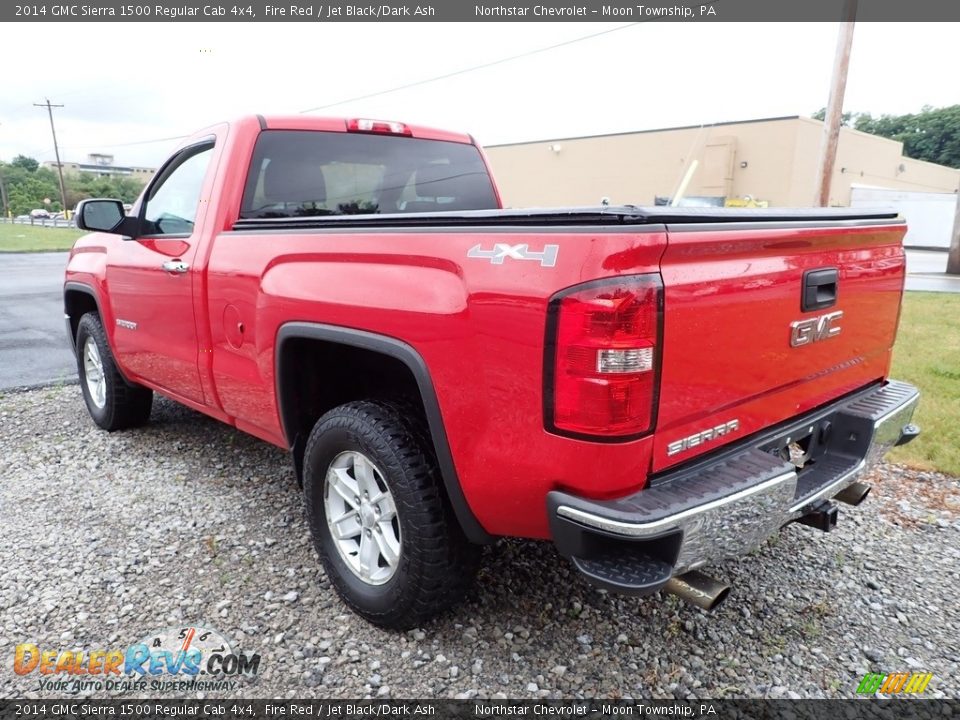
[1, 385, 958, 700]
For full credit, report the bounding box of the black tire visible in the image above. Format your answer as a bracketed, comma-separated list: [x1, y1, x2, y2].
[75, 312, 153, 431]
[303, 400, 480, 629]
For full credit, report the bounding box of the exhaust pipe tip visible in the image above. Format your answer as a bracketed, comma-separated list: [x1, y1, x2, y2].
[664, 570, 731, 612]
[834, 481, 871, 507]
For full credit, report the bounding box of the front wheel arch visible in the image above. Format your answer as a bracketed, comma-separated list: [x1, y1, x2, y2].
[75, 312, 153, 430]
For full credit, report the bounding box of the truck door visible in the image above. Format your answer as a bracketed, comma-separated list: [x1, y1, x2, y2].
[105, 140, 215, 403]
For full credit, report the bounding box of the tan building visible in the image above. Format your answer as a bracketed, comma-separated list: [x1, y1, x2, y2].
[484, 116, 960, 209]
[43, 153, 156, 180]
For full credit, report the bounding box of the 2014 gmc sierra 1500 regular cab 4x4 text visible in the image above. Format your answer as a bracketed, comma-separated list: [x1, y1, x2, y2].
[64, 115, 920, 628]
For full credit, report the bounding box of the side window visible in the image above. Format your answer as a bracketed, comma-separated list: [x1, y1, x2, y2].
[142, 144, 214, 235]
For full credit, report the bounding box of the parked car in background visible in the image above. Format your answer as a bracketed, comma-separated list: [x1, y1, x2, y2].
[29, 209, 51, 219]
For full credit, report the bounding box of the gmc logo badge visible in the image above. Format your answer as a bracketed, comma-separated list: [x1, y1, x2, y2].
[790, 310, 843, 347]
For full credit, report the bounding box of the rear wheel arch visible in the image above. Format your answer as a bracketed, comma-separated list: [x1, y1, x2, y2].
[275, 322, 493, 544]
[302, 400, 481, 628]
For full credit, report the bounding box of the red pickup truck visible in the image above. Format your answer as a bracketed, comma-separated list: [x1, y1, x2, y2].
[65, 115, 919, 628]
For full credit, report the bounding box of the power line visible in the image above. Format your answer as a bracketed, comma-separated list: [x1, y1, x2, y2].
[57, 134, 190, 152]
[37, 23, 647, 153]
[299, 23, 642, 114]
[85, 134, 189, 148]
[34, 99, 69, 213]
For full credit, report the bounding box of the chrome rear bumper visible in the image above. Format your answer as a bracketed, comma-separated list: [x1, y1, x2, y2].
[548, 380, 920, 595]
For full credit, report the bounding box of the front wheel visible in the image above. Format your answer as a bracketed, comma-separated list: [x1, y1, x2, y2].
[302, 400, 479, 629]
[75, 313, 153, 431]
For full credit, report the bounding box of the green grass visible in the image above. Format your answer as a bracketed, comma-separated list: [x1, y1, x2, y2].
[0, 223, 84, 252]
[888, 292, 960, 476]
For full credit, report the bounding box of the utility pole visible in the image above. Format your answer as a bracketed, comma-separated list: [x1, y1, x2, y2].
[0, 122, 7, 218]
[947, 188, 960, 275]
[813, 0, 857, 207]
[0, 172, 8, 219]
[34, 99, 69, 214]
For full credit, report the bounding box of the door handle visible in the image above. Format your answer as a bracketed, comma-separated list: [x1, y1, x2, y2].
[162, 259, 190, 275]
[802, 268, 838, 311]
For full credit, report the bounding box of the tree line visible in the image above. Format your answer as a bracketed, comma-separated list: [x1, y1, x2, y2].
[812, 104, 960, 169]
[0, 155, 146, 217]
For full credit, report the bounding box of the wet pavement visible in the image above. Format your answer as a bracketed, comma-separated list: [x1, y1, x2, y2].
[0, 252, 74, 390]
[905, 249, 960, 293]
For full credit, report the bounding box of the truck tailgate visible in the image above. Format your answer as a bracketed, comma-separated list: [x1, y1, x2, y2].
[652, 220, 907, 473]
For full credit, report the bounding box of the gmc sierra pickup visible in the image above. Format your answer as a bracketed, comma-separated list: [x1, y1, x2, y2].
[65, 115, 919, 628]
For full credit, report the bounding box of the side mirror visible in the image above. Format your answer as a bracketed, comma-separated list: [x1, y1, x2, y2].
[75, 199, 125, 233]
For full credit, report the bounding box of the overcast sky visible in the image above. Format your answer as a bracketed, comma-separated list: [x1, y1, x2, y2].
[1, 22, 956, 167]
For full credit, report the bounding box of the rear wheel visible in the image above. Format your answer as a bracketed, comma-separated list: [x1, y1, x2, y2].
[302, 400, 479, 629]
[75, 313, 153, 431]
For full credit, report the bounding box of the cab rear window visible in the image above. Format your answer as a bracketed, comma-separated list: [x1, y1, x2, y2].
[239, 130, 498, 219]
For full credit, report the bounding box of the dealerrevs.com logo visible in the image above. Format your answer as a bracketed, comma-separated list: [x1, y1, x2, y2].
[14, 626, 260, 693]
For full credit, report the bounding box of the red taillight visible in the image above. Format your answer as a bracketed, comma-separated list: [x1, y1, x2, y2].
[547, 275, 662, 438]
[347, 118, 412, 136]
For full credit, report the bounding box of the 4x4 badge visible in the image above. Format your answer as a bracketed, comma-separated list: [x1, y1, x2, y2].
[467, 243, 559, 267]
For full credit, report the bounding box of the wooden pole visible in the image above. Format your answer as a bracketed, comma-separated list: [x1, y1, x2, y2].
[34, 99, 70, 214]
[813, 1, 857, 207]
[0, 122, 7, 217]
[0, 173, 8, 218]
[947, 188, 960, 275]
